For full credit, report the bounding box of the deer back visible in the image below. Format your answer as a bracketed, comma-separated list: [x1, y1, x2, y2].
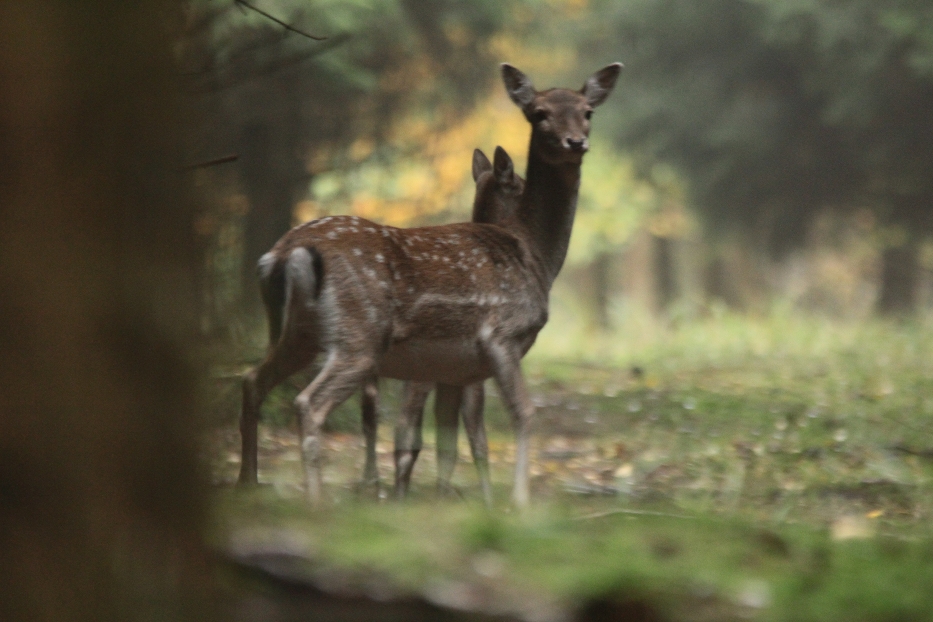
[266, 150, 540, 384]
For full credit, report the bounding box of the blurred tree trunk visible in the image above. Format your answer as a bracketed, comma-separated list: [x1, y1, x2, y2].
[704, 254, 740, 310]
[653, 235, 676, 313]
[703, 241, 769, 312]
[239, 121, 308, 314]
[618, 229, 657, 314]
[591, 252, 613, 330]
[673, 236, 704, 318]
[0, 3, 211, 621]
[877, 243, 918, 316]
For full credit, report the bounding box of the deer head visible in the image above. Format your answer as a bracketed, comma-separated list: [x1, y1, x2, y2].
[501, 63, 623, 164]
[471, 146, 524, 225]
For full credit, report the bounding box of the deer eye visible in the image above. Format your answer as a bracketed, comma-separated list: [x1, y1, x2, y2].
[584, 110, 593, 120]
[531, 108, 548, 123]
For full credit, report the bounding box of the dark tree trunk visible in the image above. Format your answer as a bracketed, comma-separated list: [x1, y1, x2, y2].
[877, 243, 918, 316]
[0, 3, 210, 620]
[239, 123, 305, 313]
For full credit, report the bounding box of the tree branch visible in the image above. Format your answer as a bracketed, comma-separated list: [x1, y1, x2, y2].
[234, 0, 327, 41]
[183, 154, 239, 170]
[183, 32, 352, 93]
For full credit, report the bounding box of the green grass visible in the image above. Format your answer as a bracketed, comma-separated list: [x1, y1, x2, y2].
[210, 309, 933, 620]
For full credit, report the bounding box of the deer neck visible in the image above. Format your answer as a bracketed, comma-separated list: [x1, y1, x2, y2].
[516, 132, 582, 288]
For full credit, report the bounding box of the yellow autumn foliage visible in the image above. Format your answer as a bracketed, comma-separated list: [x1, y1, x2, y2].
[301, 11, 686, 244]
[303, 91, 686, 257]
[306, 90, 531, 227]
[564, 138, 694, 265]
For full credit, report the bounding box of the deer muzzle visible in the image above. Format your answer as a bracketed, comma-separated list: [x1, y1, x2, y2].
[563, 137, 589, 153]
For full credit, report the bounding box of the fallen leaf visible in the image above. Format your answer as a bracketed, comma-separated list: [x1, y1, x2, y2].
[831, 515, 874, 540]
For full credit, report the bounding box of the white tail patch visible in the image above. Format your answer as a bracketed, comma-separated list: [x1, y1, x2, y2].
[257, 252, 277, 281]
[283, 247, 319, 335]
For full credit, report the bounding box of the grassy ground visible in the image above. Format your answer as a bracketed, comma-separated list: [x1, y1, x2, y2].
[207, 310, 933, 621]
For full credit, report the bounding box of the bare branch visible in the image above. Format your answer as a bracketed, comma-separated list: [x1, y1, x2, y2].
[182, 33, 351, 93]
[234, 0, 327, 41]
[183, 154, 239, 170]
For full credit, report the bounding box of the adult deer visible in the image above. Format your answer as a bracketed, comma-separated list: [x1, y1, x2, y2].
[392, 147, 523, 507]
[392, 58, 627, 500]
[239, 63, 622, 505]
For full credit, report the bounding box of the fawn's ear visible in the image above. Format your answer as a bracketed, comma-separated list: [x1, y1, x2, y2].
[501, 63, 537, 111]
[581, 62, 623, 108]
[472, 148, 492, 182]
[493, 146, 514, 185]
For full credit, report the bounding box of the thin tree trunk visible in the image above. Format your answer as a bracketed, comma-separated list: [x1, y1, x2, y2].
[877, 243, 918, 316]
[705, 254, 730, 308]
[591, 252, 613, 330]
[653, 235, 676, 313]
[239, 123, 304, 313]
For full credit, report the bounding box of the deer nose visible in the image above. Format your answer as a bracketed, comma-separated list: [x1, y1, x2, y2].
[564, 137, 588, 153]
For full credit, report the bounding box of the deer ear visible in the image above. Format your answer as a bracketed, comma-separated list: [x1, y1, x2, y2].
[582, 62, 623, 107]
[493, 146, 514, 184]
[472, 148, 492, 182]
[501, 63, 536, 111]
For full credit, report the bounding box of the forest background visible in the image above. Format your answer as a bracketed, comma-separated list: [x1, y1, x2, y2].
[185, 0, 933, 359]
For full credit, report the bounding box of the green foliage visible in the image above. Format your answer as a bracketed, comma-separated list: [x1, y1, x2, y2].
[188, 0, 514, 151]
[575, 0, 933, 252]
[568, 144, 663, 265]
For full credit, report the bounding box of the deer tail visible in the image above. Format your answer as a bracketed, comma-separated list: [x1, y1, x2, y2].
[257, 246, 324, 346]
[271, 246, 324, 344]
[257, 252, 286, 345]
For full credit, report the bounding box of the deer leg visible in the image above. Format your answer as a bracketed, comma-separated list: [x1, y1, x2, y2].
[295, 352, 375, 502]
[394, 381, 430, 499]
[360, 376, 380, 491]
[239, 341, 314, 485]
[483, 339, 534, 507]
[461, 382, 493, 507]
[435, 384, 463, 496]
